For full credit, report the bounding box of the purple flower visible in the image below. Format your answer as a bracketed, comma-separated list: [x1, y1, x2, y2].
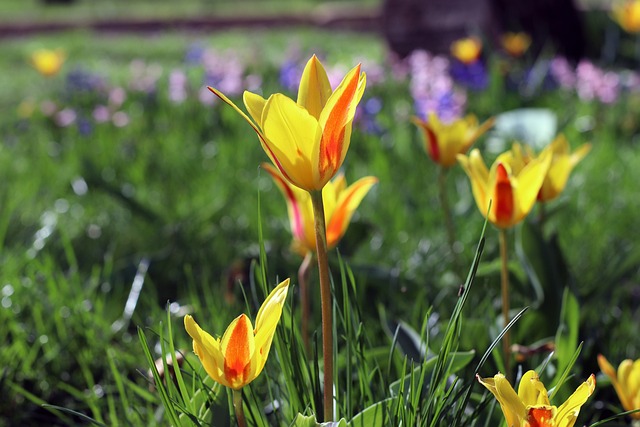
[408, 50, 467, 123]
[549, 56, 576, 89]
[450, 59, 488, 91]
[169, 69, 188, 104]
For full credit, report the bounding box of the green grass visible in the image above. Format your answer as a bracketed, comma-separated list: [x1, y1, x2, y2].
[0, 0, 380, 24]
[1, 27, 639, 425]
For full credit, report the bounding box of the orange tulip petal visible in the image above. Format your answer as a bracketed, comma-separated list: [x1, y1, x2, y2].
[326, 176, 377, 247]
[318, 64, 361, 181]
[221, 314, 255, 389]
[527, 406, 555, 427]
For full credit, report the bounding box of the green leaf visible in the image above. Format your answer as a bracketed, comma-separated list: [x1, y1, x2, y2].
[549, 289, 581, 397]
[291, 413, 348, 427]
[515, 222, 569, 337]
[388, 351, 475, 397]
[347, 397, 398, 427]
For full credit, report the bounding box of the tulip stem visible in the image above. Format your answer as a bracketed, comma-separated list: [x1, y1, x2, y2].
[232, 389, 247, 427]
[298, 251, 313, 355]
[537, 202, 546, 226]
[438, 166, 460, 272]
[499, 228, 511, 381]
[310, 190, 334, 422]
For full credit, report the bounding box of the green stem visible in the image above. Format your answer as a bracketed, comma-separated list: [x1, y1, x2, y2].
[310, 190, 334, 422]
[499, 228, 511, 381]
[233, 389, 247, 427]
[298, 251, 313, 355]
[438, 166, 460, 272]
[537, 201, 546, 226]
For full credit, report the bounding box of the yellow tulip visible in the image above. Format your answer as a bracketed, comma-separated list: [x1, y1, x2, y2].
[457, 146, 551, 228]
[612, 0, 640, 33]
[263, 163, 377, 256]
[30, 48, 66, 77]
[537, 135, 591, 202]
[209, 55, 366, 192]
[184, 278, 290, 390]
[477, 370, 596, 427]
[598, 354, 640, 419]
[413, 112, 494, 167]
[501, 32, 532, 58]
[450, 37, 482, 65]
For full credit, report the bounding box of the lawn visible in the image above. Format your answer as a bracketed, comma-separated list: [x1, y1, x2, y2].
[1, 20, 639, 426]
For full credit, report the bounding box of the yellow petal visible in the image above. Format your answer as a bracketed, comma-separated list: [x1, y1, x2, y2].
[184, 315, 230, 388]
[512, 149, 551, 222]
[297, 55, 332, 120]
[253, 279, 290, 374]
[262, 93, 323, 190]
[326, 176, 377, 248]
[555, 374, 596, 427]
[569, 143, 592, 168]
[458, 149, 490, 220]
[540, 155, 572, 201]
[477, 373, 526, 426]
[220, 314, 257, 389]
[243, 91, 267, 128]
[518, 370, 551, 407]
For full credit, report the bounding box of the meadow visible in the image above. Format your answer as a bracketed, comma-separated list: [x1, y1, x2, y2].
[1, 15, 639, 427]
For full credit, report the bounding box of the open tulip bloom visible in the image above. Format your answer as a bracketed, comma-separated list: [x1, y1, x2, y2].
[457, 146, 551, 229]
[209, 55, 366, 192]
[184, 278, 290, 390]
[263, 163, 377, 256]
[413, 112, 494, 168]
[598, 354, 640, 419]
[478, 370, 596, 427]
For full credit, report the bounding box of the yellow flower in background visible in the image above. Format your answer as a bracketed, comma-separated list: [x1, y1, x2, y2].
[30, 48, 66, 77]
[184, 278, 290, 390]
[537, 135, 591, 202]
[450, 37, 482, 65]
[501, 32, 532, 58]
[263, 163, 377, 256]
[457, 146, 551, 228]
[413, 112, 494, 167]
[209, 55, 366, 192]
[598, 354, 640, 419]
[477, 370, 596, 427]
[612, 0, 640, 33]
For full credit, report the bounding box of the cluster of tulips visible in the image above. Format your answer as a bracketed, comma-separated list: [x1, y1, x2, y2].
[181, 54, 639, 426]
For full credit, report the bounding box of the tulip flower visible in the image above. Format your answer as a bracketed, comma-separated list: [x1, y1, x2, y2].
[459, 146, 550, 374]
[413, 112, 494, 168]
[597, 354, 640, 419]
[612, 0, 640, 33]
[263, 163, 377, 256]
[536, 135, 591, 202]
[184, 278, 290, 390]
[209, 55, 366, 192]
[478, 370, 596, 427]
[457, 146, 551, 229]
[501, 32, 532, 58]
[450, 37, 482, 65]
[30, 48, 66, 77]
